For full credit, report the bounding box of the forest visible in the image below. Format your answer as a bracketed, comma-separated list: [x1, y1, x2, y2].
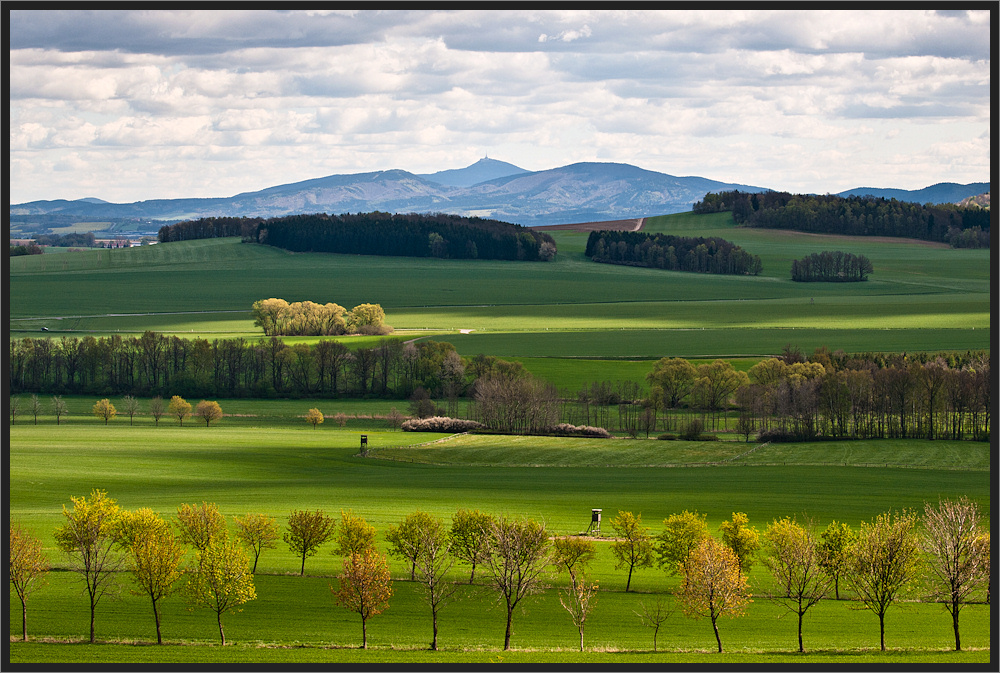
[692, 191, 990, 247]
[158, 212, 558, 262]
[584, 230, 762, 275]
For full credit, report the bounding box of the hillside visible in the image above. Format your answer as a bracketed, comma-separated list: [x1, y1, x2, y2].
[9, 160, 767, 230]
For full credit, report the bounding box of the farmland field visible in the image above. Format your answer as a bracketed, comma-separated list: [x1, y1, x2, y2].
[8, 421, 991, 664]
[8, 211, 990, 365]
[7, 209, 992, 665]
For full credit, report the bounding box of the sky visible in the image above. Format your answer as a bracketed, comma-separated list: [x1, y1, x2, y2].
[8, 8, 993, 204]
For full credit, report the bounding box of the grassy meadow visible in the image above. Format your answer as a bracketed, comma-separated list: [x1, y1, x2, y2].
[8, 211, 990, 364]
[7, 210, 992, 664]
[8, 419, 991, 664]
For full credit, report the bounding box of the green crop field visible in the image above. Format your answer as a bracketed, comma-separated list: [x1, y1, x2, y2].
[7, 420, 991, 664]
[8, 211, 990, 365]
[6, 210, 992, 665]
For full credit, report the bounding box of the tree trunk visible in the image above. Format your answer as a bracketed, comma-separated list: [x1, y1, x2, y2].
[952, 603, 961, 651]
[90, 600, 96, 644]
[879, 612, 885, 651]
[503, 608, 514, 650]
[153, 597, 162, 645]
[797, 611, 804, 653]
[300, 553, 306, 576]
[712, 615, 722, 652]
[431, 608, 439, 651]
[218, 612, 226, 646]
[625, 564, 633, 592]
[22, 602, 27, 641]
[361, 615, 368, 649]
[579, 628, 585, 652]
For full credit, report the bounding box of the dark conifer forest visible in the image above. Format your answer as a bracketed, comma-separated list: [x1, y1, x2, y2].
[159, 212, 557, 262]
[585, 230, 762, 276]
[693, 191, 990, 247]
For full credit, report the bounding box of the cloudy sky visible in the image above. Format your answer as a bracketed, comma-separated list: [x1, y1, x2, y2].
[8, 8, 992, 204]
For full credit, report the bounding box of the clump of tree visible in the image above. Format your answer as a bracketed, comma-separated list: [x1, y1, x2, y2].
[251, 298, 392, 337]
[585, 230, 762, 275]
[693, 190, 990, 247]
[33, 232, 97, 247]
[791, 251, 873, 282]
[159, 212, 557, 261]
[10, 243, 44, 256]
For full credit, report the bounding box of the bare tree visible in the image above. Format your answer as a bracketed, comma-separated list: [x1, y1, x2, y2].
[481, 515, 552, 650]
[921, 497, 990, 651]
[635, 595, 675, 652]
[148, 396, 165, 426]
[51, 395, 68, 425]
[120, 395, 140, 425]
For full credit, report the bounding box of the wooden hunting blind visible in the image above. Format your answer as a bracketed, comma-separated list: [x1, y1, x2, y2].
[586, 508, 602, 536]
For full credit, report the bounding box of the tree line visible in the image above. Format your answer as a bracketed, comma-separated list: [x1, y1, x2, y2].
[790, 251, 873, 282]
[158, 212, 558, 262]
[11, 493, 990, 653]
[585, 230, 763, 275]
[692, 190, 990, 248]
[8, 335, 991, 442]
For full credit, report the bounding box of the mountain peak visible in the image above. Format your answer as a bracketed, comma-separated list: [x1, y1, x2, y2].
[419, 158, 528, 188]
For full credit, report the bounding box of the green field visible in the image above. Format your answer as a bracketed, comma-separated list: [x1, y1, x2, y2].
[7, 421, 991, 664]
[7, 211, 992, 664]
[9, 212, 990, 365]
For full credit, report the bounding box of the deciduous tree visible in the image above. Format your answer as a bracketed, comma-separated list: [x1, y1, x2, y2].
[609, 510, 655, 592]
[92, 398, 117, 425]
[449, 508, 496, 584]
[817, 521, 855, 600]
[120, 394, 140, 425]
[655, 510, 709, 575]
[305, 408, 324, 429]
[552, 536, 597, 583]
[9, 523, 50, 641]
[761, 517, 831, 652]
[385, 510, 437, 580]
[844, 510, 921, 651]
[559, 571, 599, 651]
[234, 513, 279, 574]
[53, 489, 126, 643]
[175, 502, 226, 553]
[676, 536, 752, 653]
[148, 396, 165, 426]
[284, 509, 336, 575]
[51, 395, 68, 425]
[719, 512, 760, 574]
[921, 497, 990, 651]
[402, 512, 460, 650]
[333, 547, 393, 649]
[334, 509, 377, 557]
[195, 400, 223, 427]
[482, 515, 552, 651]
[168, 395, 191, 425]
[118, 508, 185, 644]
[185, 533, 256, 646]
[635, 595, 675, 653]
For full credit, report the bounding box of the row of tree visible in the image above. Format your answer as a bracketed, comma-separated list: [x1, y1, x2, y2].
[8, 335, 992, 442]
[158, 212, 558, 262]
[584, 230, 763, 275]
[646, 351, 991, 441]
[790, 251, 873, 282]
[250, 299, 391, 337]
[8, 334, 472, 400]
[692, 190, 990, 247]
[11, 494, 989, 653]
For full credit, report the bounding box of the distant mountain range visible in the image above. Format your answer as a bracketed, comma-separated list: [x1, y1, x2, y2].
[835, 182, 990, 204]
[9, 159, 989, 229]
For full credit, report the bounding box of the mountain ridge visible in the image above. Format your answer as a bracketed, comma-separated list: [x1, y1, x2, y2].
[9, 160, 988, 229]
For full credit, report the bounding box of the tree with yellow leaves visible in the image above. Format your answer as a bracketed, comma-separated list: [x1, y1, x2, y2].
[117, 508, 185, 645]
[53, 489, 126, 643]
[676, 536, 752, 653]
[185, 533, 256, 646]
[92, 398, 117, 425]
[168, 395, 192, 426]
[9, 522, 50, 641]
[195, 400, 223, 427]
[234, 513, 279, 574]
[305, 408, 324, 429]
